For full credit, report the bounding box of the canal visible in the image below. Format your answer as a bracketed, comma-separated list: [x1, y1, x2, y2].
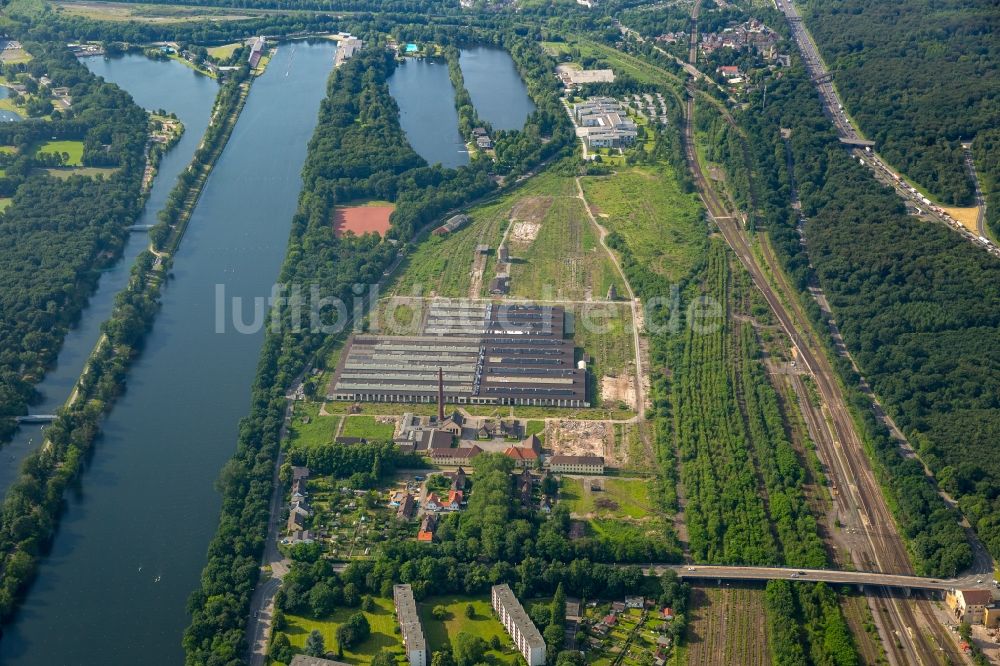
[0, 41, 337, 665]
[388, 57, 469, 169]
[0, 55, 216, 492]
[459, 46, 534, 131]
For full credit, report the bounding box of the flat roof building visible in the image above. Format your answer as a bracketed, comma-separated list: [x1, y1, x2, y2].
[492, 584, 546, 666]
[394, 584, 427, 666]
[329, 303, 587, 407]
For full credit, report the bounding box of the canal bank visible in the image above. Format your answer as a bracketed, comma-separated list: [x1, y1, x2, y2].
[0, 56, 217, 493]
[0, 41, 337, 665]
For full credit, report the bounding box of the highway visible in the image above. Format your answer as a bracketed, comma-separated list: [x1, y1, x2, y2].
[774, 0, 999, 259]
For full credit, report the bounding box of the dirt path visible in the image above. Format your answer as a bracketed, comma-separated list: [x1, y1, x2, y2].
[574, 177, 647, 421]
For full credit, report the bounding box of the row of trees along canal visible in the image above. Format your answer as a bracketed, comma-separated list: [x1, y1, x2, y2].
[0, 30, 148, 441]
[181, 28, 577, 663]
[0, 59, 254, 620]
[692, 58, 983, 577]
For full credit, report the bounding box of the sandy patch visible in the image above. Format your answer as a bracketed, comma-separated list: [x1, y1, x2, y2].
[510, 221, 541, 243]
[941, 205, 981, 234]
[601, 374, 636, 409]
[333, 204, 395, 238]
[510, 196, 553, 223]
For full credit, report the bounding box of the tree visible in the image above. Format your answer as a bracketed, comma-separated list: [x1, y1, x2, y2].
[556, 651, 585, 666]
[453, 632, 487, 666]
[433, 605, 449, 621]
[306, 629, 326, 657]
[541, 474, 559, 497]
[310, 582, 338, 618]
[431, 650, 456, 666]
[337, 612, 372, 650]
[362, 595, 375, 612]
[490, 635, 502, 651]
[465, 603, 475, 619]
[270, 633, 294, 664]
[544, 624, 565, 662]
[372, 648, 396, 666]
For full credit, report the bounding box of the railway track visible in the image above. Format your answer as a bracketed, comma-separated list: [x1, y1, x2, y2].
[681, 87, 968, 664]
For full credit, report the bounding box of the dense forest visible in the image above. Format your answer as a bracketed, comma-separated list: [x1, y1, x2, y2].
[184, 31, 572, 664]
[971, 127, 999, 239]
[0, 25, 148, 439]
[800, 0, 999, 205]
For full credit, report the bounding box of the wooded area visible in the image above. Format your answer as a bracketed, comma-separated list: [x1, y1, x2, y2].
[801, 0, 999, 205]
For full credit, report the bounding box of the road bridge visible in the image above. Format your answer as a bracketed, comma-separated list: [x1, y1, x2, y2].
[644, 565, 994, 593]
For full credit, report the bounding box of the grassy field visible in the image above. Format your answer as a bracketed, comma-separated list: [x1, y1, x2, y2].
[341, 415, 396, 440]
[581, 166, 705, 282]
[0, 198, 11, 212]
[0, 97, 22, 117]
[506, 195, 623, 301]
[684, 586, 770, 666]
[52, 0, 260, 23]
[281, 596, 402, 665]
[388, 170, 577, 299]
[207, 41, 241, 60]
[42, 167, 118, 179]
[569, 303, 635, 396]
[0, 145, 16, 154]
[417, 596, 520, 666]
[287, 402, 341, 449]
[0, 48, 32, 64]
[560, 477, 654, 519]
[555, 37, 685, 91]
[37, 140, 84, 165]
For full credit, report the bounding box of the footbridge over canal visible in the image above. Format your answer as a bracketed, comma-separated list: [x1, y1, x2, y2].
[15, 414, 57, 424]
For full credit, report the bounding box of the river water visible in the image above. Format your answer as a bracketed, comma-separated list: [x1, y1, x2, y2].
[388, 57, 469, 168]
[0, 41, 336, 665]
[459, 46, 534, 131]
[0, 56, 216, 492]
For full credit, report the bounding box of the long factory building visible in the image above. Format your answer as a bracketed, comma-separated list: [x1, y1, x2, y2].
[328, 302, 588, 407]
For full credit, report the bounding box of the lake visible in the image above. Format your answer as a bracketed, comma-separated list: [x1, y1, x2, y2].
[0, 42, 336, 665]
[459, 46, 535, 131]
[388, 57, 469, 168]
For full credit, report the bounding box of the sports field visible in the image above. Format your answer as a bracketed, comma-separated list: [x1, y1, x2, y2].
[334, 203, 395, 238]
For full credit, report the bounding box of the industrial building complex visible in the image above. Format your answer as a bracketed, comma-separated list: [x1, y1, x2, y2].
[328, 301, 588, 407]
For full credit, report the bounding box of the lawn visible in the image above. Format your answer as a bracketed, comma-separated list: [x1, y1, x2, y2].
[207, 41, 241, 60]
[287, 402, 341, 449]
[0, 198, 11, 212]
[42, 167, 118, 179]
[282, 596, 403, 665]
[568, 303, 636, 393]
[37, 140, 84, 166]
[580, 166, 706, 282]
[0, 145, 16, 154]
[559, 477, 654, 519]
[417, 596, 520, 666]
[341, 415, 397, 441]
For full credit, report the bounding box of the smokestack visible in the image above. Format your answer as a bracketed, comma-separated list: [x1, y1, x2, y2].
[438, 367, 445, 421]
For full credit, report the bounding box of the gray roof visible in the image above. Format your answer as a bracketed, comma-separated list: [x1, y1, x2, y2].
[291, 657, 354, 666]
[493, 584, 545, 650]
[550, 455, 605, 466]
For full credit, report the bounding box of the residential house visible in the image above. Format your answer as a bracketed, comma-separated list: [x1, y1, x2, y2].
[445, 466, 468, 490]
[446, 490, 464, 510]
[287, 503, 310, 532]
[425, 493, 443, 512]
[625, 596, 644, 609]
[394, 584, 428, 666]
[946, 589, 995, 624]
[717, 65, 741, 78]
[476, 136, 493, 150]
[505, 445, 539, 468]
[417, 513, 438, 542]
[492, 584, 546, 666]
[548, 455, 605, 475]
[397, 493, 416, 520]
[430, 445, 483, 466]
